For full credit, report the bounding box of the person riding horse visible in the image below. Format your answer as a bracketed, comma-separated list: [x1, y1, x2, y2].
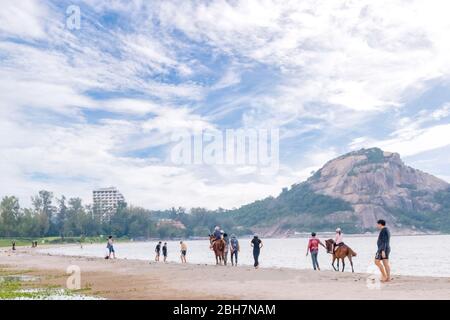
[325, 228, 357, 272]
[212, 226, 222, 241]
[209, 228, 226, 265]
[333, 228, 345, 253]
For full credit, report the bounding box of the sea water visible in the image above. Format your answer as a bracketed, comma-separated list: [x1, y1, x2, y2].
[39, 234, 450, 277]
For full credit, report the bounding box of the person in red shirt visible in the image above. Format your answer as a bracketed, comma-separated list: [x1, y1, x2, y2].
[306, 232, 326, 271]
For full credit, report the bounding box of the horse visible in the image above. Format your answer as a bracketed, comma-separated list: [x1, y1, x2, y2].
[325, 239, 357, 272]
[209, 235, 226, 265]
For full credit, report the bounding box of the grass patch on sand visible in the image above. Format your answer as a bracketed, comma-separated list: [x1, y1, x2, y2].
[0, 236, 130, 248]
[0, 269, 102, 300]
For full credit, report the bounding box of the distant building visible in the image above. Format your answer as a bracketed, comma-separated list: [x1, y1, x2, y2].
[93, 187, 125, 217]
[157, 219, 186, 230]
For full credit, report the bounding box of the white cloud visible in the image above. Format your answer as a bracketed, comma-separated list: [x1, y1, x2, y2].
[156, 0, 450, 117]
[212, 68, 241, 90]
[350, 101, 450, 157]
[377, 124, 450, 157]
[0, 0, 49, 39]
[2, 0, 450, 210]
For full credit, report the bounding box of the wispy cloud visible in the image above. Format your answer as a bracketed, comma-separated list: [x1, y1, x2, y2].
[1, 0, 450, 209]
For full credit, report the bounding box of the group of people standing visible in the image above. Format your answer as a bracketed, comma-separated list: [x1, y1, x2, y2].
[305, 219, 392, 282]
[211, 227, 242, 266]
[305, 227, 345, 271]
[105, 220, 391, 281]
[211, 226, 263, 268]
[11, 241, 38, 251]
[154, 241, 188, 264]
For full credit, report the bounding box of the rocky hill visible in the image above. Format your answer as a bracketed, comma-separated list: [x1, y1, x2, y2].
[229, 148, 450, 235]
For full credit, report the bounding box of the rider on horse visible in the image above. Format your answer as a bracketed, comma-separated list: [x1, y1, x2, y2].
[333, 228, 345, 253]
[210, 226, 227, 265]
[213, 226, 223, 241]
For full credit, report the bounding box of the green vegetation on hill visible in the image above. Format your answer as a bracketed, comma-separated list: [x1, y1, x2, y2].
[387, 188, 450, 233]
[364, 148, 386, 163]
[228, 183, 354, 231]
[433, 188, 450, 233]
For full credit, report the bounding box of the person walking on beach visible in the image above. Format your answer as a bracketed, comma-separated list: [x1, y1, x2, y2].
[230, 235, 240, 266]
[162, 242, 168, 263]
[180, 241, 187, 264]
[251, 235, 263, 269]
[223, 233, 230, 265]
[375, 219, 391, 282]
[306, 232, 326, 271]
[155, 241, 162, 262]
[106, 236, 116, 259]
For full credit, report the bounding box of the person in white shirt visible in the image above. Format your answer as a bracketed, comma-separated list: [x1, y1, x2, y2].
[333, 228, 344, 253]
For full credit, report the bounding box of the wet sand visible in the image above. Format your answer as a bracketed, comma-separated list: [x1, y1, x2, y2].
[1, 247, 449, 300]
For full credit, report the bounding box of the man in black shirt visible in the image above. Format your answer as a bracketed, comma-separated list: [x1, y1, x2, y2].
[155, 241, 162, 262]
[251, 235, 263, 269]
[162, 242, 168, 263]
[375, 219, 391, 282]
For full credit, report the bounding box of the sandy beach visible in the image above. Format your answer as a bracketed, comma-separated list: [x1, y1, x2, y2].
[1, 247, 449, 300]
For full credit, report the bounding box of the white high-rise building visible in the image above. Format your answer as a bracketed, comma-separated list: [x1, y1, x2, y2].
[93, 187, 125, 216]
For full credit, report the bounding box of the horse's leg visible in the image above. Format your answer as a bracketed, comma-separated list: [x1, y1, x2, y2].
[331, 256, 337, 271]
[342, 258, 345, 272]
[336, 258, 339, 272]
[349, 256, 354, 273]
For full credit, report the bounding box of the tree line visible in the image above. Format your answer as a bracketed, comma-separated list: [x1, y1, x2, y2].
[0, 191, 249, 240]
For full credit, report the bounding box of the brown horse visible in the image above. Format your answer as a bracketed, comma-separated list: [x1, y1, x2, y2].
[325, 239, 357, 272]
[209, 235, 226, 265]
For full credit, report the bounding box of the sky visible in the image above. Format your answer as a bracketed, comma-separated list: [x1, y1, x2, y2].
[1, 0, 450, 210]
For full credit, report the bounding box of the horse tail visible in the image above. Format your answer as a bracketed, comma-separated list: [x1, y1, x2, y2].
[349, 248, 357, 257]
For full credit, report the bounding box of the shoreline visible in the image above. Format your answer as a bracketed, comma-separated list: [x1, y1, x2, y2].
[1, 247, 450, 300]
[34, 245, 450, 279]
[2, 232, 446, 246]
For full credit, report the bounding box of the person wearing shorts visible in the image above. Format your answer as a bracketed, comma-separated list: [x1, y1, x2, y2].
[375, 219, 391, 282]
[180, 241, 187, 263]
[107, 236, 116, 259]
[162, 242, 168, 262]
[155, 241, 162, 262]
